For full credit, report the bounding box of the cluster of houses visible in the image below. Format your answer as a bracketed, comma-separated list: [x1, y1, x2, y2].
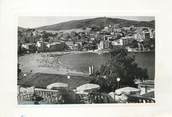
[18, 24, 155, 54]
[96, 25, 155, 52]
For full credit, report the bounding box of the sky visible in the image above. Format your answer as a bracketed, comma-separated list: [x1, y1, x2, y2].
[18, 16, 155, 28]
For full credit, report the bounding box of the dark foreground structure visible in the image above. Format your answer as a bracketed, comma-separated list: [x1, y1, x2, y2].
[18, 73, 155, 104]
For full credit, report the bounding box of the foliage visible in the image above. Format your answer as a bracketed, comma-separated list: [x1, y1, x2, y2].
[90, 47, 149, 93]
[142, 38, 155, 50]
[129, 40, 138, 48]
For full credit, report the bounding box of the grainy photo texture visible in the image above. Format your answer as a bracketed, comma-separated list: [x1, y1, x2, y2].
[17, 16, 155, 104]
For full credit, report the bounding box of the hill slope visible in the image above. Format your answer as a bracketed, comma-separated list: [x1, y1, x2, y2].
[37, 17, 155, 31]
[18, 26, 27, 31]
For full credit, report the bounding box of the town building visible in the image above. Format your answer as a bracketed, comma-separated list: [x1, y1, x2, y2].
[98, 40, 110, 50]
[65, 41, 74, 50]
[134, 33, 144, 42]
[21, 43, 36, 53]
[98, 41, 104, 50]
[36, 40, 49, 52]
[122, 36, 134, 46]
[111, 39, 123, 46]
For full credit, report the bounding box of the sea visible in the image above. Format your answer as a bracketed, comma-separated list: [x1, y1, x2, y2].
[59, 52, 155, 80]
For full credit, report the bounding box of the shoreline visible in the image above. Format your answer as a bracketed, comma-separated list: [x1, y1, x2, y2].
[18, 52, 90, 76]
[18, 50, 155, 79]
[19, 49, 155, 57]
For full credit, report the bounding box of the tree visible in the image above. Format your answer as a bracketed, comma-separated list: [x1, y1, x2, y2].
[90, 47, 149, 93]
[90, 25, 101, 32]
[142, 38, 155, 50]
[130, 40, 138, 48]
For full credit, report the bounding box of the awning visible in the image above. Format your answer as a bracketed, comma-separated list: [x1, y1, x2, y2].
[47, 82, 68, 90]
[115, 87, 140, 95]
[76, 91, 89, 95]
[76, 83, 100, 92]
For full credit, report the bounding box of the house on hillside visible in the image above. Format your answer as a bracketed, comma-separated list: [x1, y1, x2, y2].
[65, 41, 74, 50]
[133, 33, 144, 42]
[36, 41, 49, 52]
[73, 43, 82, 51]
[21, 43, 37, 53]
[122, 36, 134, 46]
[134, 27, 155, 41]
[47, 42, 67, 52]
[111, 39, 123, 46]
[150, 29, 155, 39]
[98, 40, 110, 50]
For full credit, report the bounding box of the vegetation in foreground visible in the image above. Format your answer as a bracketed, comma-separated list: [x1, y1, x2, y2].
[90, 47, 148, 93]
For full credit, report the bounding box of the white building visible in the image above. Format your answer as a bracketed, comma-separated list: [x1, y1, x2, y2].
[36, 41, 41, 47]
[134, 33, 144, 42]
[98, 41, 104, 50]
[111, 39, 123, 46]
[98, 40, 110, 50]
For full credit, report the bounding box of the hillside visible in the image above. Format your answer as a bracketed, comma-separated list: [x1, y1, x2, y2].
[18, 26, 27, 31]
[37, 17, 155, 31]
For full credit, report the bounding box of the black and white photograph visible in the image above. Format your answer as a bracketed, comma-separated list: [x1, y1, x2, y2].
[17, 16, 155, 104]
[3, 0, 172, 116]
